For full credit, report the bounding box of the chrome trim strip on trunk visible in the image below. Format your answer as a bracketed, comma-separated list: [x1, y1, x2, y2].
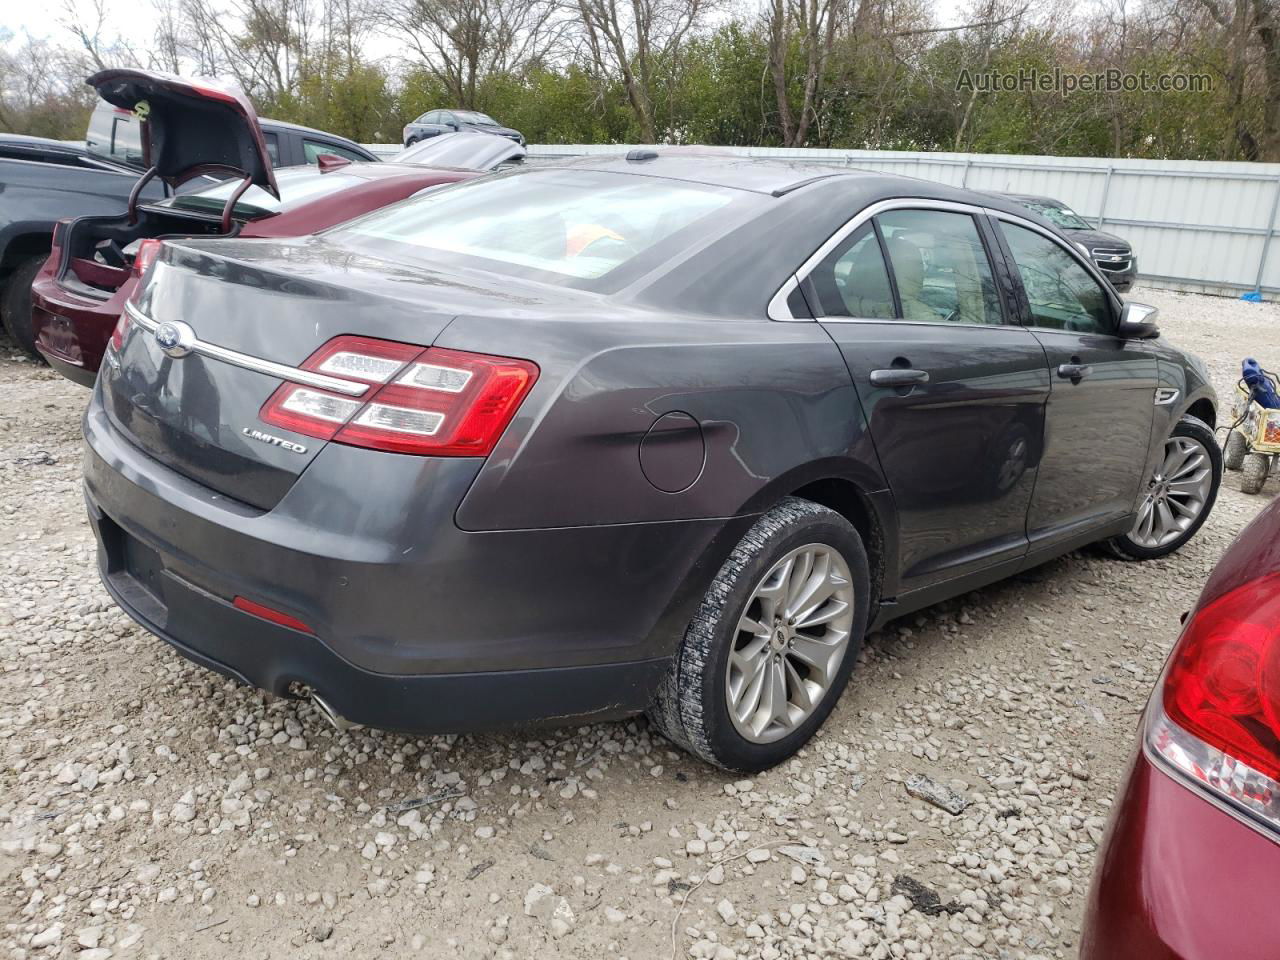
[123, 301, 371, 398]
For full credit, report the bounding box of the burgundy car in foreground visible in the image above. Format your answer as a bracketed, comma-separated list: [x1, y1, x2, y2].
[1082, 494, 1280, 957]
[31, 69, 519, 386]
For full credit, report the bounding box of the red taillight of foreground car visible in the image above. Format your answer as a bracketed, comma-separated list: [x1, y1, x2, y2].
[1149, 572, 1280, 832]
[133, 238, 163, 278]
[259, 335, 539, 456]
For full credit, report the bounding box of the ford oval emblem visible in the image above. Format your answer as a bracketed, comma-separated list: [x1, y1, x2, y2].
[154, 320, 195, 359]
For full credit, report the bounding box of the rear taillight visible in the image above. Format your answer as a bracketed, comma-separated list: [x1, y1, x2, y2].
[260, 336, 538, 456]
[133, 238, 162, 278]
[1150, 572, 1280, 832]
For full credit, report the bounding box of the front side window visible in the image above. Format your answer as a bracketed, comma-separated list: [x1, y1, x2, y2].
[877, 209, 1003, 325]
[809, 223, 895, 319]
[1000, 222, 1113, 333]
[333, 169, 740, 285]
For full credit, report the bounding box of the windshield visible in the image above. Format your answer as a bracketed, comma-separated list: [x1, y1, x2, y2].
[455, 111, 497, 126]
[165, 165, 362, 218]
[1021, 200, 1091, 231]
[331, 169, 740, 285]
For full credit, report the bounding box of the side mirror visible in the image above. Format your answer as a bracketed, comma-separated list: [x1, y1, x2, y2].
[1118, 301, 1160, 339]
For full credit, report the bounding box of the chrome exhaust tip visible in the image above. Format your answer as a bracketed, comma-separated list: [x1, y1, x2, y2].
[287, 681, 353, 733]
[310, 692, 353, 732]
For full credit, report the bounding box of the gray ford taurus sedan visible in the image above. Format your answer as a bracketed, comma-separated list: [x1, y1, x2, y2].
[83, 152, 1220, 771]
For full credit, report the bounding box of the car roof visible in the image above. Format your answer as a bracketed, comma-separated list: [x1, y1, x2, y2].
[258, 117, 368, 148]
[537, 152, 1053, 219]
[545, 150, 870, 195]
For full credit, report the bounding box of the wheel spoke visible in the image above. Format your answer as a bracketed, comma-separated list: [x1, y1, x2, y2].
[789, 634, 843, 685]
[783, 658, 814, 713]
[787, 552, 836, 620]
[730, 652, 769, 722]
[794, 598, 850, 630]
[1168, 473, 1208, 497]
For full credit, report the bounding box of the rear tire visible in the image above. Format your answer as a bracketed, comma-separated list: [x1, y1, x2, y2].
[1241, 451, 1270, 495]
[0, 255, 46, 359]
[648, 497, 870, 772]
[1106, 414, 1220, 560]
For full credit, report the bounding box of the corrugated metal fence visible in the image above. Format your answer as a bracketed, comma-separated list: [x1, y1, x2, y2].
[365, 141, 1280, 297]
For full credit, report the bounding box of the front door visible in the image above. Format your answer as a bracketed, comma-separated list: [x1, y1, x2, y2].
[809, 205, 1051, 594]
[992, 217, 1159, 552]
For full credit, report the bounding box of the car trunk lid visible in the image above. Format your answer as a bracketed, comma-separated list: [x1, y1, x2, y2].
[88, 68, 278, 198]
[99, 236, 498, 510]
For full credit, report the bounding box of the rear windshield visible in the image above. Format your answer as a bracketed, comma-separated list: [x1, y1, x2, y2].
[330, 169, 741, 286]
[165, 166, 362, 218]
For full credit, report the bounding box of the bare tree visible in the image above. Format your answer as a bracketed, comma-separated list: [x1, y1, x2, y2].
[378, 0, 564, 108]
[572, 0, 718, 141]
[767, 0, 847, 146]
[1184, 0, 1280, 159]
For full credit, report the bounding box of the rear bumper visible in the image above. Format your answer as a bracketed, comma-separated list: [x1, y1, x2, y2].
[1081, 747, 1280, 959]
[30, 270, 123, 381]
[83, 394, 742, 732]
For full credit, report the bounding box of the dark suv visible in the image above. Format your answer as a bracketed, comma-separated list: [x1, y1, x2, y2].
[1000, 193, 1136, 292]
[402, 109, 524, 147]
[85, 155, 1217, 771]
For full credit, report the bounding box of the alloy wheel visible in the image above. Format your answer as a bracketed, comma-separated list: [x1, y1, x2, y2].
[725, 543, 856, 744]
[1130, 435, 1214, 548]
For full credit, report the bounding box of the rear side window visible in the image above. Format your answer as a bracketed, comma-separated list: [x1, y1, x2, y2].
[263, 131, 280, 166]
[1000, 222, 1113, 334]
[303, 139, 366, 163]
[809, 223, 895, 319]
[877, 209, 1003, 325]
[334, 169, 739, 284]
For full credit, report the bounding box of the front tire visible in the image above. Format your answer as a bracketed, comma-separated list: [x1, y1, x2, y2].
[1107, 414, 1221, 560]
[1241, 451, 1270, 495]
[648, 497, 870, 772]
[0, 254, 46, 359]
[1224, 428, 1247, 471]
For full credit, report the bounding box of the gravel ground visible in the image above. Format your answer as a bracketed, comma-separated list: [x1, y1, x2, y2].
[3, 286, 1279, 960]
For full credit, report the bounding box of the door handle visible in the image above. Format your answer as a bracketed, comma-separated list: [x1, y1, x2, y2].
[1057, 362, 1092, 381]
[870, 368, 930, 387]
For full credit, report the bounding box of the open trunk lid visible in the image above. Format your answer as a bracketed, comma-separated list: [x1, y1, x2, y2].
[88, 68, 278, 198]
[99, 237, 487, 510]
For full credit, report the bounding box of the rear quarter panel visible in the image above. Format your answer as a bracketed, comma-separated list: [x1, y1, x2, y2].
[448, 312, 886, 531]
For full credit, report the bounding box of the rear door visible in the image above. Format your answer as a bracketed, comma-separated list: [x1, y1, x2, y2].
[990, 214, 1159, 553]
[807, 201, 1051, 594]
